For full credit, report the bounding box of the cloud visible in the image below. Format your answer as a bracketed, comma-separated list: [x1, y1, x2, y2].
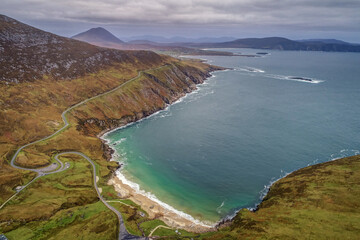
[2, 0, 360, 42]
[2, 0, 359, 30]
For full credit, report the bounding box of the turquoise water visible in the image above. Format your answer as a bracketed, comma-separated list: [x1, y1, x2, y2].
[104, 49, 360, 223]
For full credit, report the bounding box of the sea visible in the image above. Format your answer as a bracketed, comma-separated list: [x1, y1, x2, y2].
[103, 48, 360, 224]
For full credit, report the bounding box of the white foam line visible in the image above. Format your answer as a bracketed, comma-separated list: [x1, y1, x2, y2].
[266, 74, 325, 84]
[115, 170, 214, 227]
[238, 66, 265, 73]
[105, 135, 214, 227]
[102, 69, 226, 138]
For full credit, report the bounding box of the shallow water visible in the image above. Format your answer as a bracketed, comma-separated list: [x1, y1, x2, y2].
[104, 49, 360, 223]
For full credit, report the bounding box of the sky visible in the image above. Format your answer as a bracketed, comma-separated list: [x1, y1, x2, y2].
[2, 0, 360, 42]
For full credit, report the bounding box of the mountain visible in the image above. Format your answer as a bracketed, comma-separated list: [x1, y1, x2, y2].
[214, 37, 303, 49]
[124, 35, 237, 43]
[297, 39, 355, 45]
[188, 37, 360, 52]
[71, 28, 235, 56]
[0, 15, 166, 83]
[72, 27, 124, 45]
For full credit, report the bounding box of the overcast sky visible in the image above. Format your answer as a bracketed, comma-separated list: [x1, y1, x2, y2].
[2, 0, 360, 42]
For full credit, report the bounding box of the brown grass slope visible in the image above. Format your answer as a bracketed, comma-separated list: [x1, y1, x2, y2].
[0, 15, 221, 238]
[0, 60, 218, 239]
[0, 14, 169, 204]
[0, 14, 165, 84]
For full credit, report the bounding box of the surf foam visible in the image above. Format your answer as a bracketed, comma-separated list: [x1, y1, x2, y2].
[101, 68, 232, 228]
[115, 170, 214, 227]
[266, 74, 325, 84]
[238, 67, 265, 73]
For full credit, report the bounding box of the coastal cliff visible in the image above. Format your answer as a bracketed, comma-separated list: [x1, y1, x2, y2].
[0, 14, 223, 239]
[73, 62, 221, 137]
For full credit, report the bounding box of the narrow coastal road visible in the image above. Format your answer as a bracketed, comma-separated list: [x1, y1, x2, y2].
[4, 65, 167, 239]
[56, 152, 145, 240]
[0, 154, 68, 210]
[9, 64, 168, 173]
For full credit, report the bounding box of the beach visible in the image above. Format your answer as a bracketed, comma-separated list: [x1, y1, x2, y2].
[108, 175, 214, 233]
[99, 69, 225, 233]
[100, 49, 360, 235]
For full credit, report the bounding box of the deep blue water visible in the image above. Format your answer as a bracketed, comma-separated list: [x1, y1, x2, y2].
[104, 49, 360, 223]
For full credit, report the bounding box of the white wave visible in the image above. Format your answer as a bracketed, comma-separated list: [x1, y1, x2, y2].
[266, 74, 325, 84]
[238, 67, 265, 73]
[115, 170, 214, 227]
[257, 169, 291, 202]
[216, 201, 225, 214]
[251, 148, 359, 211]
[113, 138, 127, 146]
[100, 68, 234, 228]
[329, 149, 360, 161]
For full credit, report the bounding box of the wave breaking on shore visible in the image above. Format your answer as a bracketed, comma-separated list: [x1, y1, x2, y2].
[100, 69, 229, 231]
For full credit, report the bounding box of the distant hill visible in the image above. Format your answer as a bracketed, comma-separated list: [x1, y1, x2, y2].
[71, 28, 235, 56]
[0, 15, 164, 83]
[296, 39, 355, 45]
[124, 35, 237, 43]
[72, 27, 124, 46]
[188, 37, 360, 52]
[214, 37, 303, 50]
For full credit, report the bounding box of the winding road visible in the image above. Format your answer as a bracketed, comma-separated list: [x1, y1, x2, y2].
[3, 65, 168, 239]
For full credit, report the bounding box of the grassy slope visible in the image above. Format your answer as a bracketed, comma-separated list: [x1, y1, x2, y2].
[2, 59, 360, 239]
[0, 58, 219, 238]
[0, 57, 174, 203]
[0, 154, 117, 240]
[1, 57, 360, 239]
[0, 14, 222, 239]
[201, 155, 360, 240]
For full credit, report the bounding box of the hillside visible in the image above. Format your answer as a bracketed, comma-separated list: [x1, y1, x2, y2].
[201, 155, 360, 239]
[189, 37, 360, 52]
[0, 15, 166, 84]
[297, 38, 355, 45]
[0, 14, 224, 239]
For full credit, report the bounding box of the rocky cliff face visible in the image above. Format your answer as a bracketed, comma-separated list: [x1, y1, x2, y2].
[0, 15, 222, 206]
[73, 62, 221, 137]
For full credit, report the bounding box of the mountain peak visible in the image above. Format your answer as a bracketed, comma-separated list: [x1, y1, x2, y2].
[0, 14, 164, 83]
[72, 27, 124, 45]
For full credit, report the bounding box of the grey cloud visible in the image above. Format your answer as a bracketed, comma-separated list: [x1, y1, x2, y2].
[2, 0, 359, 27]
[1, 0, 359, 41]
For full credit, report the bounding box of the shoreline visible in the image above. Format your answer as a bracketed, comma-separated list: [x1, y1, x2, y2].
[98, 68, 228, 233]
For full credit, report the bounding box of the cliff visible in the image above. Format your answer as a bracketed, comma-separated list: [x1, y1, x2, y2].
[0, 14, 224, 240]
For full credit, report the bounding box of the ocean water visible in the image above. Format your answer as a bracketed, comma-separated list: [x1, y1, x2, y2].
[103, 49, 360, 223]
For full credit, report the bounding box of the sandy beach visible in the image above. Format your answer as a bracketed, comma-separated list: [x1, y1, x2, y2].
[108, 175, 215, 233]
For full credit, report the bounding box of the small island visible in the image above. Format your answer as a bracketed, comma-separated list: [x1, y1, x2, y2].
[289, 76, 313, 82]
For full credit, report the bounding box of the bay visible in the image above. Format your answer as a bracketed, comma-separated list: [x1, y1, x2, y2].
[104, 49, 360, 222]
